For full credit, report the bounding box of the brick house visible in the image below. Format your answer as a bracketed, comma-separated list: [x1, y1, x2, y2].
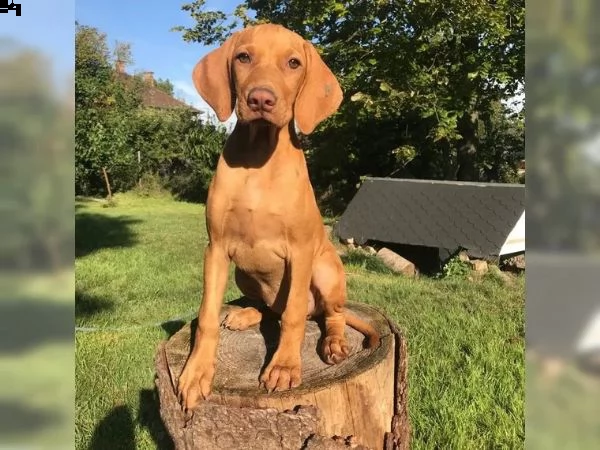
[114, 60, 199, 112]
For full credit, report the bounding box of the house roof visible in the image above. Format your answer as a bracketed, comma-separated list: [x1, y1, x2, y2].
[115, 70, 199, 111]
[336, 177, 525, 260]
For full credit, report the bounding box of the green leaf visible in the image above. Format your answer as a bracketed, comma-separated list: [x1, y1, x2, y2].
[379, 81, 392, 92]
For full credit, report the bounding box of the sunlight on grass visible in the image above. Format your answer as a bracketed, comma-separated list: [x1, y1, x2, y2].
[344, 269, 524, 449]
[76, 194, 242, 329]
[75, 193, 524, 449]
[527, 359, 600, 450]
[0, 270, 74, 448]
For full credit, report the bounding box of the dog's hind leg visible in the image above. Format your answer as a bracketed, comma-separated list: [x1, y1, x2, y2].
[312, 245, 350, 365]
[223, 268, 264, 330]
[222, 307, 262, 330]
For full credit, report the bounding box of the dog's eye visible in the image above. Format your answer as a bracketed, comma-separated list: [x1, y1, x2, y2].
[236, 52, 251, 64]
[288, 58, 301, 69]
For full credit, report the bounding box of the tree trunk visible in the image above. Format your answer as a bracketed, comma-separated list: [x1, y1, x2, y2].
[155, 302, 410, 450]
[457, 111, 480, 181]
[101, 166, 112, 201]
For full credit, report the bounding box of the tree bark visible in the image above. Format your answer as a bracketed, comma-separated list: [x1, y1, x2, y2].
[101, 166, 112, 201]
[155, 302, 410, 450]
[457, 111, 480, 181]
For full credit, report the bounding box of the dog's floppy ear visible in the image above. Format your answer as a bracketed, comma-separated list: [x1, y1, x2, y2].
[294, 41, 343, 135]
[192, 33, 239, 122]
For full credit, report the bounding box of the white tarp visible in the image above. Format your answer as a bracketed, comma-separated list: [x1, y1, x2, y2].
[576, 308, 600, 354]
[499, 211, 525, 256]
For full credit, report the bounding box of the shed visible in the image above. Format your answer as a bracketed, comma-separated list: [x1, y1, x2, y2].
[336, 177, 525, 266]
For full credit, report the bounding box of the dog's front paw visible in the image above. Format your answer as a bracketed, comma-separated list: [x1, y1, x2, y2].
[177, 357, 215, 412]
[260, 352, 302, 392]
[322, 335, 349, 365]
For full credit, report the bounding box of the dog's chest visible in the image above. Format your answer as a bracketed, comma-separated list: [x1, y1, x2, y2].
[224, 202, 284, 244]
[222, 198, 288, 273]
[217, 172, 292, 246]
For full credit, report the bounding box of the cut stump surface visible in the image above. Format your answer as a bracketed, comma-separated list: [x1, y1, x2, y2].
[155, 302, 410, 450]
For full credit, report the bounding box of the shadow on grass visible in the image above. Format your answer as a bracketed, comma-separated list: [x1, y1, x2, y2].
[138, 389, 175, 450]
[161, 320, 186, 338]
[0, 299, 73, 355]
[0, 400, 61, 437]
[86, 389, 175, 449]
[75, 289, 114, 319]
[75, 212, 141, 258]
[76, 196, 104, 203]
[88, 405, 135, 450]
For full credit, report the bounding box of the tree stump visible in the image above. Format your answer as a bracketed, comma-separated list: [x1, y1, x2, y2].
[155, 302, 410, 450]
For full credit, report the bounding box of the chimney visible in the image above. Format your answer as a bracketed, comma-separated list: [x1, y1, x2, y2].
[142, 71, 155, 86]
[115, 59, 125, 74]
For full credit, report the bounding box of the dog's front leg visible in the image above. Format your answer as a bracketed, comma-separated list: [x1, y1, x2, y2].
[178, 243, 229, 411]
[260, 250, 312, 392]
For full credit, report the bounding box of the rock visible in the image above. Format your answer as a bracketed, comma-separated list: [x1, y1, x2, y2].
[341, 237, 355, 246]
[363, 246, 377, 255]
[503, 253, 525, 271]
[469, 259, 488, 274]
[458, 250, 470, 262]
[376, 248, 416, 277]
[578, 350, 600, 377]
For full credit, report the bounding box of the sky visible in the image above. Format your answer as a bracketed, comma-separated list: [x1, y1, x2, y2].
[1, 0, 75, 90]
[75, 0, 241, 123]
[0, 0, 238, 122]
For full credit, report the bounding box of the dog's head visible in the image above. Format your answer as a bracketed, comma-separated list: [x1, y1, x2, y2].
[192, 24, 343, 135]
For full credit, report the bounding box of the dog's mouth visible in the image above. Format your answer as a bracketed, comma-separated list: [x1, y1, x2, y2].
[250, 117, 274, 127]
[238, 109, 285, 128]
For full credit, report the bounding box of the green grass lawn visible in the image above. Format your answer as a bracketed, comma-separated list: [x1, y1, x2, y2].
[1, 271, 74, 448]
[75, 193, 524, 449]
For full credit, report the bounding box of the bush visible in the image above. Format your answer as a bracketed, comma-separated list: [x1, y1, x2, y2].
[75, 24, 227, 201]
[132, 172, 169, 198]
[440, 256, 471, 280]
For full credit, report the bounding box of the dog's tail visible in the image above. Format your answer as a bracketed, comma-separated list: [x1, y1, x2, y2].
[344, 310, 381, 349]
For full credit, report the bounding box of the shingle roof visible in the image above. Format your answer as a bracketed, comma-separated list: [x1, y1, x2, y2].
[115, 71, 199, 111]
[336, 177, 525, 260]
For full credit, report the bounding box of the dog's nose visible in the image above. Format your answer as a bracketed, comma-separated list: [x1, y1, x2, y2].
[247, 88, 277, 113]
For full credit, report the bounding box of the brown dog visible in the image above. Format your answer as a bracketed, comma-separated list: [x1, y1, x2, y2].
[177, 23, 380, 412]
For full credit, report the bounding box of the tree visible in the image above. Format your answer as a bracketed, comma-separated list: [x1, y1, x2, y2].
[75, 23, 143, 195]
[174, 0, 524, 212]
[155, 77, 175, 95]
[76, 23, 228, 200]
[130, 106, 225, 202]
[0, 39, 73, 270]
[526, 0, 600, 251]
